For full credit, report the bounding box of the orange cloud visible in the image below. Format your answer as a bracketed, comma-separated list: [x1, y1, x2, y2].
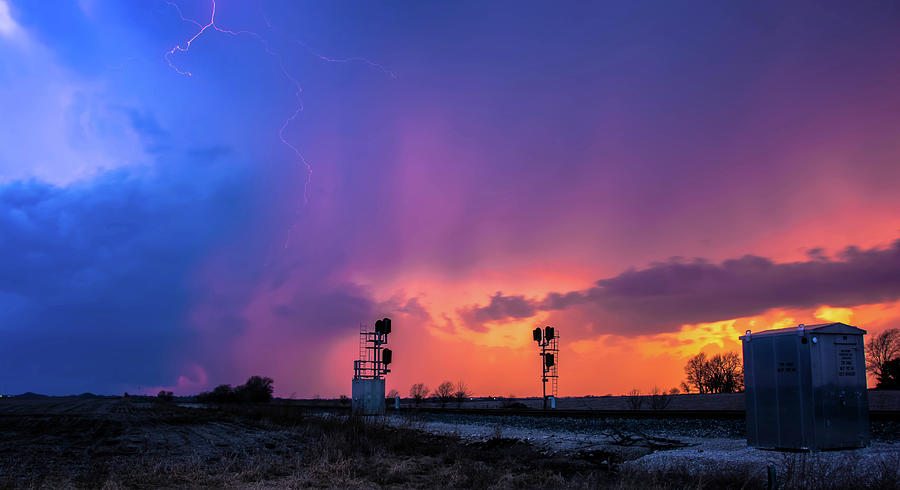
[361, 300, 900, 399]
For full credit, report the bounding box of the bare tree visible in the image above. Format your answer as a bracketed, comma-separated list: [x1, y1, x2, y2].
[649, 386, 672, 410]
[235, 376, 274, 403]
[386, 389, 400, 406]
[682, 352, 744, 394]
[706, 352, 744, 393]
[684, 353, 708, 394]
[453, 380, 471, 408]
[668, 387, 680, 396]
[867, 328, 900, 381]
[626, 388, 644, 410]
[435, 381, 455, 408]
[877, 358, 900, 389]
[409, 383, 430, 407]
[500, 394, 519, 409]
[723, 352, 744, 393]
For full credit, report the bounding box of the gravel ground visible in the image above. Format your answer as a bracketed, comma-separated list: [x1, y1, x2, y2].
[385, 413, 741, 455]
[382, 412, 900, 483]
[391, 412, 746, 438]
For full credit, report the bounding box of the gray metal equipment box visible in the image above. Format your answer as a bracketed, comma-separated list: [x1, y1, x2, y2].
[740, 322, 869, 451]
[351, 378, 385, 416]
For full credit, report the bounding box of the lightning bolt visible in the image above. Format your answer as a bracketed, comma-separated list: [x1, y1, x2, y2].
[260, 11, 397, 80]
[163, 0, 393, 245]
[164, 0, 312, 210]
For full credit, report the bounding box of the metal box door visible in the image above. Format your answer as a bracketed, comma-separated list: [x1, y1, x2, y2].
[813, 334, 868, 448]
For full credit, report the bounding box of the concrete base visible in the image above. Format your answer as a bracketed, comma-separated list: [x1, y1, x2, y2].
[351, 378, 385, 416]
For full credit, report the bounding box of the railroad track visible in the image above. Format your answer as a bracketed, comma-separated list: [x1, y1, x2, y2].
[409, 407, 746, 419]
[316, 406, 900, 421]
[404, 407, 900, 421]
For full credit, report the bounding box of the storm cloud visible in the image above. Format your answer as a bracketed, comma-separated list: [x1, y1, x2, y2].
[0, 155, 250, 394]
[460, 240, 900, 334]
[457, 292, 538, 331]
[0, 153, 382, 395]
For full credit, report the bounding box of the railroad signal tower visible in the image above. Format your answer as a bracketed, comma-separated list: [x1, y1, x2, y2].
[533, 325, 559, 409]
[352, 317, 393, 415]
[353, 317, 392, 380]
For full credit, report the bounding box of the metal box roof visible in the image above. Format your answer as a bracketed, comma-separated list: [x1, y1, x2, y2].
[740, 322, 865, 339]
[740, 322, 869, 451]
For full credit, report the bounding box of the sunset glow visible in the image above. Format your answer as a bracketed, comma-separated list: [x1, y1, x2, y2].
[2, 1, 899, 399]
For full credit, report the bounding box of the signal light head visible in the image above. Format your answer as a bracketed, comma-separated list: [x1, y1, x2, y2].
[545, 353, 554, 368]
[382, 348, 392, 365]
[533, 327, 542, 342]
[545, 326, 554, 340]
[374, 317, 392, 334]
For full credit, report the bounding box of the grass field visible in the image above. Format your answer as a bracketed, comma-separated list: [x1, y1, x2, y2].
[1, 397, 897, 489]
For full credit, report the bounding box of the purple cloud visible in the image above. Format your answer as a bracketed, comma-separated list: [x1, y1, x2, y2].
[460, 240, 900, 334]
[458, 292, 539, 331]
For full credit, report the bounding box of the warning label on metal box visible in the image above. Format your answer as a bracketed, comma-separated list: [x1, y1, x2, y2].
[837, 347, 857, 377]
[777, 361, 796, 374]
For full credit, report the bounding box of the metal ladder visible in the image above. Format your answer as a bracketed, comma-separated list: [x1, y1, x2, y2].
[358, 322, 367, 364]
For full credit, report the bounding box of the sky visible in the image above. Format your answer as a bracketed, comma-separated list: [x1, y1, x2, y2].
[1, 0, 900, 397]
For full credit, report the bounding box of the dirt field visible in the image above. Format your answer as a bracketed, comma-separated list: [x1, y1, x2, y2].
[0, 397, 609, 489]
[0, 396, 309, 488]
[1, 397, 898, 489]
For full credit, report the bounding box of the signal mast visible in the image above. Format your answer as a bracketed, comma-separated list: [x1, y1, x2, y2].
[351, 317, 393, 415]
[532, 325, 559, 410]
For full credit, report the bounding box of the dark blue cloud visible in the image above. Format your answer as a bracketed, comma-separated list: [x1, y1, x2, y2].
[0, 0, 395, 395]
[0, 149, 251, 395]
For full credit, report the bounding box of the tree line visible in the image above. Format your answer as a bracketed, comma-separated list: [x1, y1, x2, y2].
[394, 381, 472, 407]
[681, 352, 744, 394]
[195, 376, 275, 404]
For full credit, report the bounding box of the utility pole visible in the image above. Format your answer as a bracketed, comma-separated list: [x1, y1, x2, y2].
[541, 339, 547, 409]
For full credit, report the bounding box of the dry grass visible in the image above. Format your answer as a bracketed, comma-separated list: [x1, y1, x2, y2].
[616, 451, 900, 490]
[778, 451, 900, 490]
[2, 398, 898, 489]
[277, 415, 606, 489]
[1, 400, 607, 489]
